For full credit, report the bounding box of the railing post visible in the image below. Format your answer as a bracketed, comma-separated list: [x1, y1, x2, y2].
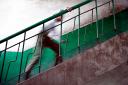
[78, 7, 81, 53]
[59, 15, 63, 57]
[92, 9, 94, 24]
[72, 17, 76, 34]
[95, 0, 99, 40]
[18, 32, 26, 83]
[0, 41, 8, 83]
[112, 0, 116, 31]
[101, 16, 104, 35]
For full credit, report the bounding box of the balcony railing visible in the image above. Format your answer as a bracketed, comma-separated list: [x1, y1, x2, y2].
[0, 0, 117, 84]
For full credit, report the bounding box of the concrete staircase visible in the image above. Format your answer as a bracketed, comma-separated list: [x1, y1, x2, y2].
[18, 31, 128, 85]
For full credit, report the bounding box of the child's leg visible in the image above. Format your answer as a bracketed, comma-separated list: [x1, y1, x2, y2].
[25, 55, 40, 79]
[43, 36, 63, 66]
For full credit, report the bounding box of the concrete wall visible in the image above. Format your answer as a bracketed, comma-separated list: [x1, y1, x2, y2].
[18, 31, 128, 85]
[85, 62, 128, 85]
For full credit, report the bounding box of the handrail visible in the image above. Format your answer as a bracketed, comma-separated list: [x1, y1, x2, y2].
[0, 0, 93, 44]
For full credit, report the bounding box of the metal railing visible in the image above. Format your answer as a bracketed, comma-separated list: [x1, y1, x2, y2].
[0, 0, 117, 84]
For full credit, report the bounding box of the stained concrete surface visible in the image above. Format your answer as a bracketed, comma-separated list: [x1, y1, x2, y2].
[86, 62, 128, 85]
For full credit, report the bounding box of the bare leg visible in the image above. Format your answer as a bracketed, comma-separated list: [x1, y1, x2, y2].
[25, 35, 63, 79]
[43, 36, 63, 66]
[25, 55, 40, 79]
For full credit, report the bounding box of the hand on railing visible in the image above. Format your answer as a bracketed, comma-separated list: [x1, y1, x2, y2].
[66, 7, 73, 12]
